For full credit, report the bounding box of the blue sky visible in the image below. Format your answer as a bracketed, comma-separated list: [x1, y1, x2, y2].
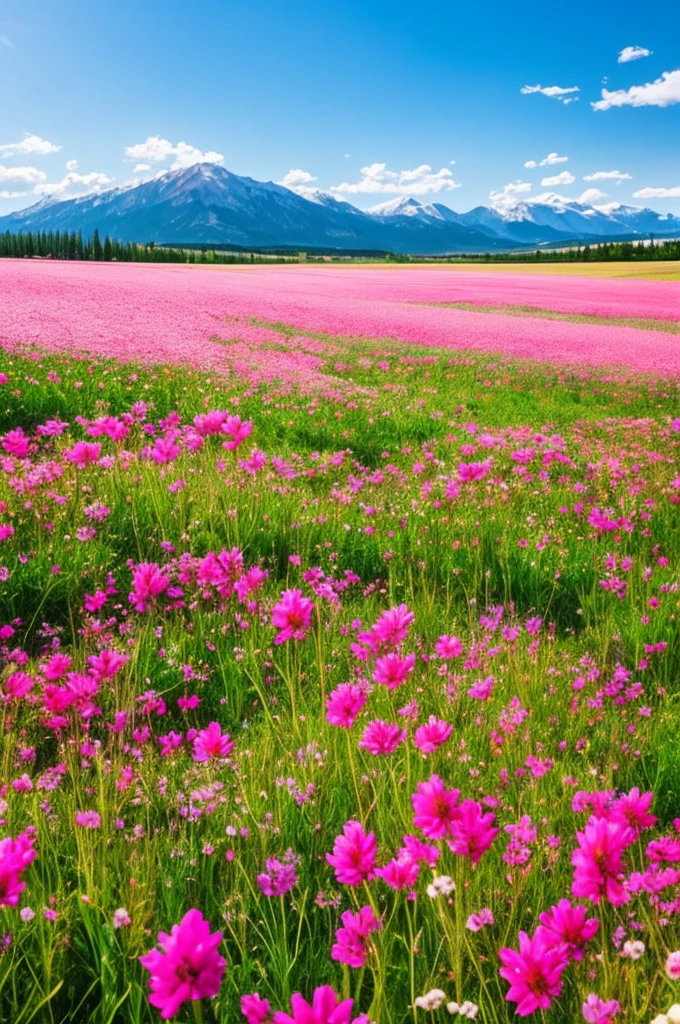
[1, 0, 679, 215]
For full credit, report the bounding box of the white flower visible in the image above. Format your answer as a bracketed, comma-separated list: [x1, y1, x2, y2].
[446, 1003, 478, 1019]
[415, 989, 448, 1011]
[427, 875, 456, 898]
[668, 1007, 680, 1024]
[622, 939, 645, 960]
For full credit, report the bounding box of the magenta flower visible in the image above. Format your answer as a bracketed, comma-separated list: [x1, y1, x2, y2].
[499, 926, 569, 1017]
[376, 854, 419, 890]
[139, 909, 226, 1020]
[359, 720, 406, 756]
[326, 821, 377, 886]
[64, 441, 102, 468]
[271, 589, 313, 644]
[447, 799, 498, 866]
[572, 817, 631, 906]
[331, 905, 381, 968]
[412, 775, 461, 840]
[129, 562, 170, 612]
[272, 985, 354, 1024]
[582, 994, 621, 1024]
[325, 684, 366, 728]
[241, 993, 271, 1024]
[257, 858, 298, 897]
[413, 716, 453, 754]
[3, 672, 35, 700]
[372, 652, 415, 690]
[75, 811, 101, 829]
[192, 722, 234, 762]
[367, 604, 414, 650]
[0, 832, 37, 908]
[538, 899, 599, 960]
[434, 635, 463, 660]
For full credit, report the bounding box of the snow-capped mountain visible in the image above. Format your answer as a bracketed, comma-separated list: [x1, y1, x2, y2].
[1, 164, 678, 254]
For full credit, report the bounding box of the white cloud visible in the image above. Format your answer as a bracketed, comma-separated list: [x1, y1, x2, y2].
[0, 164, 47, 186]
[578, 188, 608, 204]
[66, 159, 78, 172]
[330, 162, 460, 197]
[526, 152, 568, 169]
[521, 84, 579, 103]
[0, 134, 61, 158]
[632, 185, 680, 199]
[0, 190, 27, 199]
[583, 169, 632, 182]
[133, 162, 151, 173]
[489, 180, 532, 213]
[541, 170, 576, 186]
[593, 69, 680, 110]
[618, 46, 652, 64]
[34, 170, 114, 199]
[277, 168, 317, 189]
[124, 136, 224, 170]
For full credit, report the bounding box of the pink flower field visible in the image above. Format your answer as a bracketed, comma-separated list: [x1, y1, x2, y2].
[2, 260, 680, 377]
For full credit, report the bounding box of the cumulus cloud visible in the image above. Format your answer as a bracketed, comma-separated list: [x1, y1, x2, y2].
[330, 162, 460, 197]
[521, 84, 579, 103]
[124, 136, 224, 170]
[578, 188, 608, 204]
[66, 159, 78, 172]
[489, 180, 532, 213]
[0, 164, 47, 186]
[632, 185, 680, 199]
[593, 69, 680, 110]
[525, 152, 568, 169]
[133, 163, 152, 174]
[583, 169, 632, 181]
[618, 46, 652, 64]
[277, 168, 317, 189]
[0, 134, 61, 158]
[541, 170, 575, 186]
[34, 170, 114, 199]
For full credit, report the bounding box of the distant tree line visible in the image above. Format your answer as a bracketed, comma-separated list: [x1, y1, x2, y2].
[0, 229, 296, 264]
[390, 236, 680, 264]
[2, 228, 679, 265]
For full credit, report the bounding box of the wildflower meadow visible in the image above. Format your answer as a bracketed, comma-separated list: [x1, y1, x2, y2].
[1, 262, 680, 1024]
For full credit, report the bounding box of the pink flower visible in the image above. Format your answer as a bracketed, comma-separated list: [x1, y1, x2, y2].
[499, 926, 569, 1017]
[326, 821, 377, 886]
[75, 811, 101, 829]
[466, 908, 494, 931]
[413, 716, 453, 754]
[64, 441, 102, 468]
[87, 649, 129, 680]
[572, 817, 631, 906]
[273, 986, 354, 1024]
[412, 775, 461, 840]
[666, 950, 680, 980]
[376, 854, 419, 890]
[0, 832, 37, 907]
[192, 723, 234, 762]
[222, 415, 254, 451]
[538, 899, 599, 960]
[129, 562, 170, 612]
[331, 906, 381, 968]
[582, 994, 621, 1024]
[2, 428, 30, 457]
[359, 720, 406, 756]
[325, 684, 366, 728]
[3, 672, 35, 700]
[139, 909, 226, 1020]
[447, 799, 498, 865]
[372, 652, 415, 690]
[435, 635, 463, 660]
[241, 993, 271, 1024]
[366, 604, 414, 650]
[0, 524, 14, 542]
[608, 787, 656, 834]
[257, 858, 298, 896]
[271, 589, 313, 644]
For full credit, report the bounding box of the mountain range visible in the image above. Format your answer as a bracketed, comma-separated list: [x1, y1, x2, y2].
[1, 163, 679, 254]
